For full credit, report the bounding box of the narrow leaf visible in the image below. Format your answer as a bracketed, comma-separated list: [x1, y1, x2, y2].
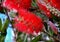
[49, 28, 54, 36]
[31, 34, 42, 42]
[0, 19, 2, 31]
[1, 18, 9, 33]
[23, 34, 28, 42]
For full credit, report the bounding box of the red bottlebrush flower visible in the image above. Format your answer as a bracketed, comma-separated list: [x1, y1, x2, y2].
[19, 0, 32, 9]
[48, 0, 60, 10]
[2, 0, 32, 10]
[14, 8, 43, 34]
[37, 0, 60, 18]
[3, 0, 18, 11]
[37, 0, 52, 18]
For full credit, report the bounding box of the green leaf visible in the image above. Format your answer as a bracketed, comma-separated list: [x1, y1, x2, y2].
[0, 35, 5, 42]
[17, 37, 23, 42]
[1, 18, 9, 33]
[31, 34, 42, 42]
[52, 14, 60, 22]
[32, 0, 37, 7]
[49, 28, 54, 36]
[0, 19, 2, 31]
[0, 33, 6, 42]
[16, 32, 23, 42]
[23, 34, 28, 42]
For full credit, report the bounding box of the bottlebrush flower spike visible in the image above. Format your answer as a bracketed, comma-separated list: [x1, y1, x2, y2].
[48, 21, 58, 35]
[37, 0, 60, 18]
[2, 0, 18, 11]
[19, 0, 32, 9]
[13, 8, 43, 34]
[37, 0, 52, 18]
[48, 0, 60, 17]
[2, 0, 32, 10]
[48, 0, 60, 10]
